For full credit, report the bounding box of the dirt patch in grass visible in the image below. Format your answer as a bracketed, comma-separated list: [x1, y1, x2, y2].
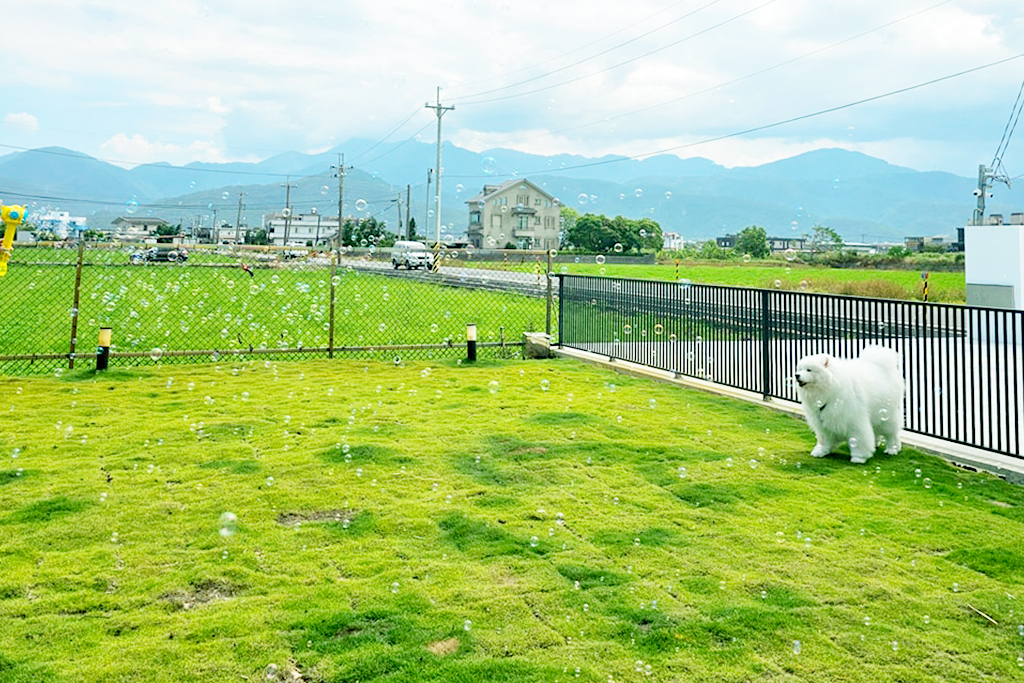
[426, 637, 460, 656]
[276, 509, 356, 528]
[161, 579, 241, 610]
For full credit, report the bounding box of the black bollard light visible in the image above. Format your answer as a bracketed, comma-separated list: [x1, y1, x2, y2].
[466, 323, 477, 362]
[97, 327, 112, 371]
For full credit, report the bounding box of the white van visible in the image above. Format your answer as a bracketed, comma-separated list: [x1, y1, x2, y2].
[391, 241, 434, 270]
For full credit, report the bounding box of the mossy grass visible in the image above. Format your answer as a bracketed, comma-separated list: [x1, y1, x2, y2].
[1, 357, 1022, 682]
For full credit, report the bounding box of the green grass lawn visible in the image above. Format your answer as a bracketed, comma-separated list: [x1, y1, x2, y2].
[1, 357, 1022, 682]
[554, 260, 966, 303]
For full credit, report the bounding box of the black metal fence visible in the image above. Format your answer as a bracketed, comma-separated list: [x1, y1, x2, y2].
[558, 274, 1023, 460]
[0, 243, 556, 375]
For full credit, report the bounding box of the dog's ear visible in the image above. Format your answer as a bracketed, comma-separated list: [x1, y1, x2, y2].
[822, 355, 830, 367]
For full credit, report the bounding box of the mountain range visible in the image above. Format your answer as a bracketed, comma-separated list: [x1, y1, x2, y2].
[0, 140, 1009, 243]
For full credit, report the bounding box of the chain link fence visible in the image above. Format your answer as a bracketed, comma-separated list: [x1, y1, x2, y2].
[0, 242, 556, 376]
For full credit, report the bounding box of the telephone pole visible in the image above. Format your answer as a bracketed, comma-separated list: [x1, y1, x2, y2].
[406, 184, 412, 239]
[424, 168, 433, 232]
[396, 193, 403, 239]
[425, 88, 454, 251]
[971, 164, 1011, 226]
[333, 154, 352, 247]
[281, 177, 295, 245]
[235, 192, 244, 244]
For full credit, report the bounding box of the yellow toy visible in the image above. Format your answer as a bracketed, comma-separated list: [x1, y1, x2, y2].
[0, 204, 26, 276]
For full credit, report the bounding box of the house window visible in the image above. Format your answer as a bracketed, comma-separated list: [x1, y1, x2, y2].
[470, 212, 481, 225]
[534, 216, 541, 226]
[517, 194, 528, 206]
[517, 215, 530, 230]
[491, 215, 502, 229]
[535, 197, 542, 206]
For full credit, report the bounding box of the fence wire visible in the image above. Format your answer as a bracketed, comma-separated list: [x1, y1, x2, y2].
[0, 243, 556, 375]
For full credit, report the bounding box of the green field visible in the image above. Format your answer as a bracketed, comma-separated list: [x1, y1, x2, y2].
[0, 252, 548, 374]
[1, 358, 1022, 682]
[553, 260, 966, 303]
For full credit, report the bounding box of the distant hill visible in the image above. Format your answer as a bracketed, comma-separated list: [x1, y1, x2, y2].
[0, 143, 1006, 243]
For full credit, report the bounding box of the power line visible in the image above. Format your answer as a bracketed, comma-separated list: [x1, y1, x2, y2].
[448, 0, 727, 103]
[447, 0, 697, 93]
[487, 0, 957, 148]
[487, 52, 1024, 177]
[990, 75, 1024, 179]
[453, 0, 781, 106]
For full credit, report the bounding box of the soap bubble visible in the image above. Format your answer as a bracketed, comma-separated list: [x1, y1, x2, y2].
[540, 379, 550, 391]
[480, 156, 498, 175]
[613, 243, 623, 253]
[784, 248, 797, 261]
[124, 198, 139, 214]
[355, 199, 368, 211]
[595, 254, 606, 265]
[742, 254, 752, 263]
[577, 193, 589, 205]
[793, 640, 801, 655]
[634, 188, 643, 198]
[149, 347, 163, 361]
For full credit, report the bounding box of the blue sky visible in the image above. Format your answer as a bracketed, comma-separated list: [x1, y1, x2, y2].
[3, 0, 1024, 179]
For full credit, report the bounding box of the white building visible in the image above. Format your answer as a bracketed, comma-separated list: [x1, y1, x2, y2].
[262, 211, 340, 247]
[111, 216, 171, 240]
[662, 231, 685, 250]
[34, 210, 88, 239]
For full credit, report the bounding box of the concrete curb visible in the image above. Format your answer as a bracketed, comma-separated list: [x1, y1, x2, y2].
[552, 346, 1024, 485]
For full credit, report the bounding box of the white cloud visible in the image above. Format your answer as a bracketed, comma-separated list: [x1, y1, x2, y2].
[99, 133, 231, 167]
[4, 0, 1024, 174]
[4, 112, 39, 133]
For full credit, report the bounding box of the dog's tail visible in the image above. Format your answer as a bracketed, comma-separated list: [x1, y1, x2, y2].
[859, 345, 902, 373]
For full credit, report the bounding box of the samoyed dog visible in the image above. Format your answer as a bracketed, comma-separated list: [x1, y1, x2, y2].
[794, 345, 904, 464]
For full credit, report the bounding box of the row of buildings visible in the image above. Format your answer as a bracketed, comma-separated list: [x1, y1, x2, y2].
[26, 179, 990, 253]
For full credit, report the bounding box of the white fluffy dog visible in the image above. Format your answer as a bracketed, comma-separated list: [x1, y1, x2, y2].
[794, 345, 904, 464]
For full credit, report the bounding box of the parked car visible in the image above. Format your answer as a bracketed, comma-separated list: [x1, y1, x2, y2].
[391, 240, 434, 270]
[129, 246, 188, 264]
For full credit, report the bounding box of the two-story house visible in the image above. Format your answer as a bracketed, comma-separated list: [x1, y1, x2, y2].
[465, 179, 561, 250]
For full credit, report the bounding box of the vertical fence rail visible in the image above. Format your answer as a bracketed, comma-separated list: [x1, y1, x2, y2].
[557, 273, 1023, 460]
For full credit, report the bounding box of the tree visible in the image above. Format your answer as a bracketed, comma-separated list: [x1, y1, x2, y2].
[156, 223, 181, 236]
[734, 225, 769, 259]
[407, 217, 418, 240]
[341, 216, 393, 248]
[245, 228, 270, 245]
[809, 224, 844, 252]
[561, 212, 663, 254]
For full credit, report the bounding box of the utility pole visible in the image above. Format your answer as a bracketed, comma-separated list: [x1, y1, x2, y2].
[406, 184, 412, 239]
[235, 192, 244, 244]
[425, 88, 454, 252]
[210, 208, 217, 244]
[333, 154, 352, 248]
[396, 193, 403, 239]
[281, 177, 295, 245]
[424, 168, 433, 232]
[972, 163, 1011, 225]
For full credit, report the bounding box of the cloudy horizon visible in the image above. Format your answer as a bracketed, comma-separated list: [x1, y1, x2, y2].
[3, 0, 1024, 181]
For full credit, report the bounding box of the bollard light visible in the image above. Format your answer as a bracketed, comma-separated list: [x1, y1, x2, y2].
[466, 323, 477, 362]
[97, 327, 112, 371]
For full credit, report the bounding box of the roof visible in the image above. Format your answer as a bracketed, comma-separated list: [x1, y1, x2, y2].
[112, 216, 170, 226]
[464, 178, 554, 204]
